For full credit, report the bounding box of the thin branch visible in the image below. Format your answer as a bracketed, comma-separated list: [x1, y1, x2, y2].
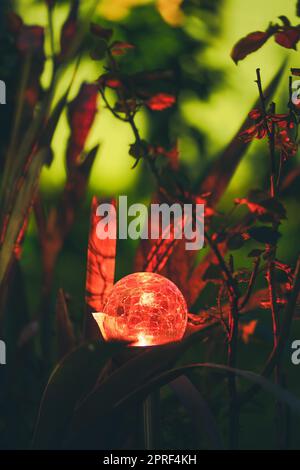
[239, 257, 261, 310]
[255, 69, 277, 196]
[239, 255, 300, 406]
[205, 232, 239, 298]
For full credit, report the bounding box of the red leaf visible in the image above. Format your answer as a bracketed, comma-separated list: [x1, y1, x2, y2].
[111, 41, 135, 56]
[60, 145, 99, 235]
[90, 23, 113, 41]
[59, 0, 79, 60]
[105, 78, 122, 89]
[146, 93, 176, 111]
[149, 144, 179, 170]
[231, 31, 271, 64]
[134, 196, 196, 305]
[248, 108, 262, 120]
[275, 28, 300, 49]
[97, 73, 123, 89]
[14, 209, 30, 260]
[66, 83, 98, 169]
[17, 25, 44, 56]
[85, 197, 116, 314]
[240, 320, 257, 344]
[6, 11, 23, 34]
[8, 16, 45, 114]
[134, 194, 182, 273]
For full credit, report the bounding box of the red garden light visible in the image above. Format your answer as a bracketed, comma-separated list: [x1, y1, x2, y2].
[93, 272, 188, 346]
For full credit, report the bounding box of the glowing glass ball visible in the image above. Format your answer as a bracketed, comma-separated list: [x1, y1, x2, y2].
[93, 272, 188, 346]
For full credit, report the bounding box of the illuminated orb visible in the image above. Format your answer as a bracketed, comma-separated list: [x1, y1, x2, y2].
[93, 272, 188, 346]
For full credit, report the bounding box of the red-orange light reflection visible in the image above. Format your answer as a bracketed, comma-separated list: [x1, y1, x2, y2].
[93, 272, 187, 346]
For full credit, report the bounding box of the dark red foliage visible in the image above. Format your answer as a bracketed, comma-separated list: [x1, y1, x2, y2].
[235, 193, 286, 220]
[231, 31, 271, 64]
[14, 210, 30, 260]
[6, 11, 23, 34]
[146, 93, 176, 111]
[59, 0, 79, 60]
[148, 144, 179, 170]
[239, 108, 267, 141]
[6, 13, 45, 117]
[274, 27, 300, 49]
[85, 197, 116, 313]
[110, 41, 135, 56]
[276, 127, 298, 160]
[97, 73, 123, 89]
[90, 23, 113, 41]
[231, 16, 300, 62]
[239, 109, 297, 159]
[16, 25, 44, 56]
[66, 83, 98, 170]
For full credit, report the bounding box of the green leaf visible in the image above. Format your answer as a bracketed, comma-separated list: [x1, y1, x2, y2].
[115, 363, 300, 418]
[129, 139, 148, 160]
[67, 342, 187, 446]
[32, 341, 125, 449]
[0, 81, 72, 287]
[55, 289, 76, 360]
[90, 39, 107, 60]
[203, 264, 223, 281]
[248, 249, 264, 258]
[248, 226, 281, 245]
[0, 148, 49, 285]
[227, 233, 245, 250]
[169, 376, 223, 449]
[67, 359, 300, 449]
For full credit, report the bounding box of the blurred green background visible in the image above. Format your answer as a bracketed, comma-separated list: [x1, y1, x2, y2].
[14, 0, 299, 310]
[1, 0, 300, 450]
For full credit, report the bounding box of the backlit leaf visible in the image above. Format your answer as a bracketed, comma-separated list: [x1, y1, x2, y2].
[85, 197, 117, 338]
[32, 341, 125, 449]
[66, 82, 98, 170]
[231, 31, 271, 64]
[145, 93, 176, 111]
[56, 289, 76, 359]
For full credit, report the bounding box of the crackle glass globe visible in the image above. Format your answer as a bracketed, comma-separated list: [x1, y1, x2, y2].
[93, 272, 188, 346]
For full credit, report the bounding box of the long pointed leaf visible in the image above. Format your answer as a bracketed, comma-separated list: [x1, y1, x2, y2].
[32, 341, 124, 449]
[84, 196, 116, 339]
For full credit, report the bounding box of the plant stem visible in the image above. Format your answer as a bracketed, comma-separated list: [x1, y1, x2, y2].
[255, 68, 290, 447]
[239, 255, 300, 405]
[140, 391, 160, 450]
[228, 294, 239, 449]
[239, 257, 260, 310]
[205, 231, 240, 448]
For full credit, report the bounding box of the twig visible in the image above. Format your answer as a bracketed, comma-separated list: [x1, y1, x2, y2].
[205, 232, 239, 298]
[217, 283, 230, 336]
[239, 257, 260, 310]
[255, 69, 277, 196]
[239, 255, 300, 405]
[205, 231, 240, 448]
[227, 295, 239, 449]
